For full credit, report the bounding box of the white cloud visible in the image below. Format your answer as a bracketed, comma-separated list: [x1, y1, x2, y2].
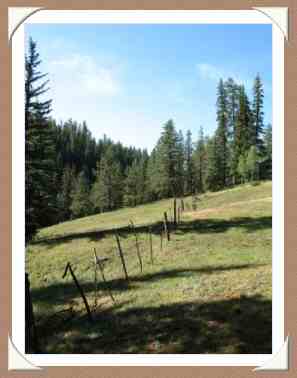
[83, 67, 118, 95]
[197, 63, 223, 81]
[50, 54, 120, 96]
[51, 55, 80, 69]
[196, 63, 252, 88]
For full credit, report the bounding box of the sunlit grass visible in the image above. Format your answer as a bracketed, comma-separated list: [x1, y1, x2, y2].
[26, 181, 272, 354]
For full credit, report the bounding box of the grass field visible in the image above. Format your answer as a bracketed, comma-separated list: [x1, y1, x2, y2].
[26, 181, 272, 354]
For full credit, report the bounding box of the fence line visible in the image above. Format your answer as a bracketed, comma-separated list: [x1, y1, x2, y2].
[30, 196, 190, 342]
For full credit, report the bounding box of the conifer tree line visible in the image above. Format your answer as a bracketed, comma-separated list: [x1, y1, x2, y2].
[25, 39, 272, 243]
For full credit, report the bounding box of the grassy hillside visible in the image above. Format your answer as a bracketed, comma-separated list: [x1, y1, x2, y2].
[26, 181, 272, 354]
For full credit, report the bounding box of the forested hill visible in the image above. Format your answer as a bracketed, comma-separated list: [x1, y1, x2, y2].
[25, 38, 272, 243]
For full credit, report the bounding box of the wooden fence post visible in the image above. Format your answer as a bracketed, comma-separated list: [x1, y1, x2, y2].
[25, 273, 38, 353]
[181, 198, 185, 212]
[93, 254, 98, 306]
[173, 198, 177, 227]
[129, 220, 143, 273]
[94, 249, 115, 303]
[163, 212, 170, 241]
[160, 231, 163, 251]
[115, 232, 129, 281]
[62, 262, 93, 323]
[148, 226, 153, 264]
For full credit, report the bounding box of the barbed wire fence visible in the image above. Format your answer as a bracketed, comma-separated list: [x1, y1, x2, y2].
[25, 194, 199, 351]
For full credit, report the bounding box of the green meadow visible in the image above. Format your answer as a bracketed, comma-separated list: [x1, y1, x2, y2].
[26, 181, 272, 354]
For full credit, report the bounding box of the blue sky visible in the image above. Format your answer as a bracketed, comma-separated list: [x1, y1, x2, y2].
[26, 23, 272, 151]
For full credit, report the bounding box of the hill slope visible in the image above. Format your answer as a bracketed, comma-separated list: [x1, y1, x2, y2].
[26, 181, 272, 354]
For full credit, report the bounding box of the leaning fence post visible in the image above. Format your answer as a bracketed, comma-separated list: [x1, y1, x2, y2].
[115, 232, 129, 281]
[129, 220, 143, 273]
[93, 254, 98, 306]
[62, 262, 93, 323]
[163, 211, 170, 241]
[94, 248, 115, 303]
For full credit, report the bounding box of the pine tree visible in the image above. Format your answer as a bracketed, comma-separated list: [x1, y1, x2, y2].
[193, 126, 207, 193]
[261, 123, 272, 179]
[252, 74, 265, 151]
[155, 120, 181, 198]
[25, 38, 52, 126]
[25, 38, 57, 242]
[229, 143, 238, 186]
[145, 147, 160, 201]
[57, 166, 75, 221]
[184, 130, 194, 195]
[233, 85, 253, 182]
[70, 171, 91, 218]
[137, 157, 148, 204]
[225, 78, 240, 138]
[124, 159, 147, 207]
[225, 78, 240, 184]
[90, 147, 123, 213]
[205, 137, 220, 191]
[264, 124, 272, 160]
[246, 146, 259, 181]
[176, 130, 185, 196]
[237, 154, 248, 183]
[215, 79, 229, 187]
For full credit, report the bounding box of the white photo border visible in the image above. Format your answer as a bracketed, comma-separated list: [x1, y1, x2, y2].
[11, 9, 284, 367]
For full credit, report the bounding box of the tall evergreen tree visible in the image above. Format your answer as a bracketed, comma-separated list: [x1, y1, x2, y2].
[205, 136, 220, 191]
[70, 171, 91, 218]
[124, 159, 147, 207]
[264, 124, 272, 160]
[184, 130, 194, 195]
[225, 78, 240, 184]
[25, 38, 57, 242]
[176, 129, 185, 196]
[246, 146, 260, 181]
[124, 163, 139, 207]
[233, 85, 253, 181]
[25, 38, 52, 126]
[90, 147, 123, 212]
[252, 74, 265, 151]
[155, 120, 181, 198]
[144, 148, 157, 201]
[193, 126, 207, 193]
[215, 79, 229, 187]
[261, 123, 272, 179]
[57, 166, 75, 221]
[225, 78, 240, 138]
[237, 154, 248, 183]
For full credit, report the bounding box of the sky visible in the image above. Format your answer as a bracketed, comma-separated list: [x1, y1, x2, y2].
[26, 23, 272, 152]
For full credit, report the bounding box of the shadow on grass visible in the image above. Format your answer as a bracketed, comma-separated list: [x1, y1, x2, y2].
[32, 216, 271, 249]
[32, 220, 164, 248]
[35, 294, 271, 354]
[31, 263, 267, 306]
[178, 216, 272, 235]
